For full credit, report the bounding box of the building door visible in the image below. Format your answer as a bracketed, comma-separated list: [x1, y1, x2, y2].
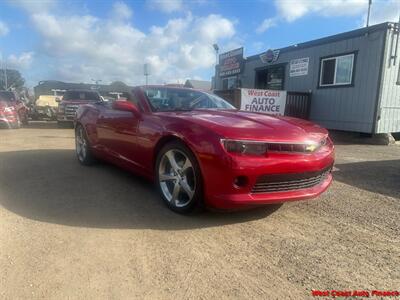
[256, 65, 285, 90]
[222, 76, 238, 90]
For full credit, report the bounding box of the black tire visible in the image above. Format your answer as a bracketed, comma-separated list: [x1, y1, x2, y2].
[75, 124, 95, 165]
[155, 141, 204, 214]
[21, 113, 29, 126]
[12, 114, 21, 129]
[10, 122, 20, 129]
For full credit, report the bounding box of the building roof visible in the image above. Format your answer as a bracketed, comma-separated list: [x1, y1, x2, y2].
[164, 83, 185, 88]
[246, 22, 396, 62]
[34, 80, 133, 97]
[184, 79, 211, 91]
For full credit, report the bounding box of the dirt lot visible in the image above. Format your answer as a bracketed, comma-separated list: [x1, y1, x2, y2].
[0, 122, 399, 299]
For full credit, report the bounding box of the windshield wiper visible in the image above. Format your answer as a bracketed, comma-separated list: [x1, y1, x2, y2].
[173, 108, 193, 111]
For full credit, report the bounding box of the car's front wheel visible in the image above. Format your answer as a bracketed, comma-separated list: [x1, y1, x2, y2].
[75, 124, 95, 165]
[156, 142, 203, 214]
[20, 110, 29, 125]
[11, 114, 21, 129]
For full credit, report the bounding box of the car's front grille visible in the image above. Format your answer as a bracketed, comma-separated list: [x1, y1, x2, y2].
[267, 143, 309, 153]
[251, 165, 332, 193]
[65, 105, 79, 118]
[266, 139, 326, 153]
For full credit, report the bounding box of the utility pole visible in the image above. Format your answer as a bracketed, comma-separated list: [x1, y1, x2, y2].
[1, 57, 7, 90]
[213, 43, 219, 66]
[213, 44, 219, 90]
[91, 79, 102, 89]
[366, 0, 372, 27]
[144, 63, 150, 86]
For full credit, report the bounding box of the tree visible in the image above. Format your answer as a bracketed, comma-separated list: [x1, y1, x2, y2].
[0, 69, 25, 91]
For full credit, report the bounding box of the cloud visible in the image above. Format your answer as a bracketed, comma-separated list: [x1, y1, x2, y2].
[256, 17, 277, 34]
[366, 0, 400, 25]
[257, 0, 399, 34]
[112, 1, 133, 20]
[0, 21, 9, 36]
[146, 0, 183, 13]
[252, 41, 266, 53]
[10, 0, 56, 13]
[193, 14, 235, 41]
[25, 4, 236, 84]
[275, 0, 367, 22]
[6, 52, 34, 69]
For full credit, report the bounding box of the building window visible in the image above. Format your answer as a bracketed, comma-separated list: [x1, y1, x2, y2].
[222, 76, 238, 90]
[319, 53, 355, 87]
[255, 65, 285, 90]
[266, 65, 284, 90]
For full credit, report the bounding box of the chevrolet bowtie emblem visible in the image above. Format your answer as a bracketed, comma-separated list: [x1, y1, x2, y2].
[305, 144, 318, 152]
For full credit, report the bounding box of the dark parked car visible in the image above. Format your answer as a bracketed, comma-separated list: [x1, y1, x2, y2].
[0, 91, 29, 129]
[57, 90, 101, 127]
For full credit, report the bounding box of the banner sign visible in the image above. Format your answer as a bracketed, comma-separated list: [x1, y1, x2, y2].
[240, 88, 286, 116]
[290, 57, 309, 77]
[219, 47, 243, 77]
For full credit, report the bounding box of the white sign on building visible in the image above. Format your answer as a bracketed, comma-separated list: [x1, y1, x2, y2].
[240, 88, 287, 116]
[290, 57, 309, 77]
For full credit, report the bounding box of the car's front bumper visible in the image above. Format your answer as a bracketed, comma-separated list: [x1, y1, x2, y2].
[208, 173, 332, 209]
[199, 142, 335, 210]
[35, 106, 57, 118]
[57, 115, 74, 122]
[0, 115, 19, 128]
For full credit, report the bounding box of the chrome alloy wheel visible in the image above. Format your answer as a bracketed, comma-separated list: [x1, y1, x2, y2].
[75, 126, 87, 162]
[158, 149, 196, 208]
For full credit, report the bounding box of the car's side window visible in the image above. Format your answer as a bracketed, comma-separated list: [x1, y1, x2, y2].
[123, 91, 144, 111]
[120, 92, 135, 104]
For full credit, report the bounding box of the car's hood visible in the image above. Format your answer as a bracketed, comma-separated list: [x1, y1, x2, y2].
[168, 109, 328, 143]
[36, 95, 59, 107]
[0, 100, 14, 109]
[60, 100, 94, 105]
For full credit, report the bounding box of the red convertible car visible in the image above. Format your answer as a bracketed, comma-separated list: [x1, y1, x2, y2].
[75, 86, 334, 213]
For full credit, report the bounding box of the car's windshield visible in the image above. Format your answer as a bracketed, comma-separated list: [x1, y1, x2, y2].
[143, 87, 236, 112]
[63, 91, 101, 101]
[0, 91, 16, 102]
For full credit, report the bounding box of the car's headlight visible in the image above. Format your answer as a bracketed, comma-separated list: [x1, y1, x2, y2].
[58, 104, 65, 113]
[221, 137, 328, 155]
[4, 106, 15, 112]
[221, 139, 267, 156]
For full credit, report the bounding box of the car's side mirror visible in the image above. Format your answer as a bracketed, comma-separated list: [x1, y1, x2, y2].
[112, 100, 140, 116]
[55, 97, 61, 103]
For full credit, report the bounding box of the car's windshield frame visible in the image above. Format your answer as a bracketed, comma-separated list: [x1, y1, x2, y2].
[62, 91, 101, 101]
[142, 87, 236, 112]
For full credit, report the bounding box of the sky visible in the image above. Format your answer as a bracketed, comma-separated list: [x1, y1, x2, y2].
[0, 0, 399, 88]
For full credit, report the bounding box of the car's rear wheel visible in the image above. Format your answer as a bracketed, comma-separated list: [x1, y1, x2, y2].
[75, 124, 95, 165]
[156, 142, 203, 214]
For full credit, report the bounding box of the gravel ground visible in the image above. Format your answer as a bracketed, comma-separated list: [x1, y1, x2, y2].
[0, 122, 399, 299]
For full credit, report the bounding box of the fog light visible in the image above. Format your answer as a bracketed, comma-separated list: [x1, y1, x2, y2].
[234, 176, 248, 188]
